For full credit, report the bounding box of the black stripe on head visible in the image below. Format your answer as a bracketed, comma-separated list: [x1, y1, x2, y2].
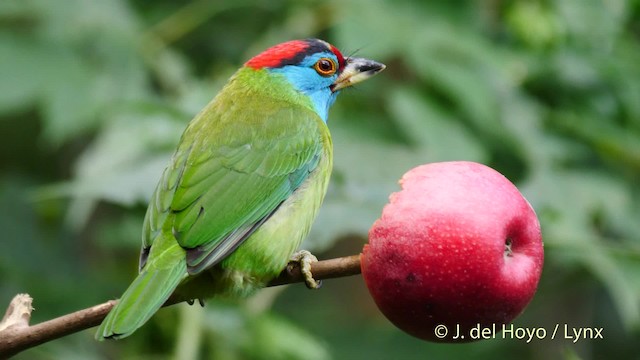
[276, 39, 333, 67]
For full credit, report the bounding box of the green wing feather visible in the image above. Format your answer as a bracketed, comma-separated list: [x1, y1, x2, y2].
[97, 240, 186, 339]
[142, 77, 325, 274]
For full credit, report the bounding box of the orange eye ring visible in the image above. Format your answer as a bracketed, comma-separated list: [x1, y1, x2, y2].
[313, 58, 337, 76]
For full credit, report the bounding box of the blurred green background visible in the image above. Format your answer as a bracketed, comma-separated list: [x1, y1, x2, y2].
[2, 0, 640, 359]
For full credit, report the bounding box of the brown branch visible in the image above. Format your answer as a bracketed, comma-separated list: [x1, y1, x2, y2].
[268, 254, 362, 286]
[0, 254, 362, 358]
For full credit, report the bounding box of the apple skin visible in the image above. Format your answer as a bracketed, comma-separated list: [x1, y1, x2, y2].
[361, 161, 543, 342]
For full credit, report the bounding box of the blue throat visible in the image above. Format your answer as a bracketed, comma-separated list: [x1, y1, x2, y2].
[268, 51, 340, 123]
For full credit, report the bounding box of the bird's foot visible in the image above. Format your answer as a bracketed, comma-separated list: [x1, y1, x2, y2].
[186, 298, 206, 307]
[289, 250, 322, 289]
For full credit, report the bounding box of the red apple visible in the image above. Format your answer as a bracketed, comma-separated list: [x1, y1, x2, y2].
[361, 161, 543, 342]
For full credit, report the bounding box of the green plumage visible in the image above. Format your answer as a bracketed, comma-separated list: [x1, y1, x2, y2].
[96, 67, 333, 340]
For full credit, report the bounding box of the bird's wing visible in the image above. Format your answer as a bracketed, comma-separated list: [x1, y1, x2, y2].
[141, 97, 325, 275]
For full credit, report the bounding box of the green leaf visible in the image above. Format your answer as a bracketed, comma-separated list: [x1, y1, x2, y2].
[247, 313, 330, 360]
[34, 105, 187, 228]
[387, 86, 485, 160]
[0, 35, 47, 112]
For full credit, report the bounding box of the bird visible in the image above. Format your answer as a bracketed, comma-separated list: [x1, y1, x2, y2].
[95, 38, 385, 340]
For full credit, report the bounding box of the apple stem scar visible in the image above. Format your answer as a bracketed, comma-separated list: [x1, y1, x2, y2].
[505, 238, 513, 257]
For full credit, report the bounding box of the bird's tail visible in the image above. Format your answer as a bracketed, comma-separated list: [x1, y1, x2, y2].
[95, 259, 187, 340]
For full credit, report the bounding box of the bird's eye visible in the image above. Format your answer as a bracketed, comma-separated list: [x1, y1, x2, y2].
[313, 58, 337, 76]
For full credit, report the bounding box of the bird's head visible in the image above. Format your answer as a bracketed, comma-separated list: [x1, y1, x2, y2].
[245, 39, 385, 122]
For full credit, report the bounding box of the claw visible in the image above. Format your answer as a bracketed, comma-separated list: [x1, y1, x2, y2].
[289, 250, 322, 289]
